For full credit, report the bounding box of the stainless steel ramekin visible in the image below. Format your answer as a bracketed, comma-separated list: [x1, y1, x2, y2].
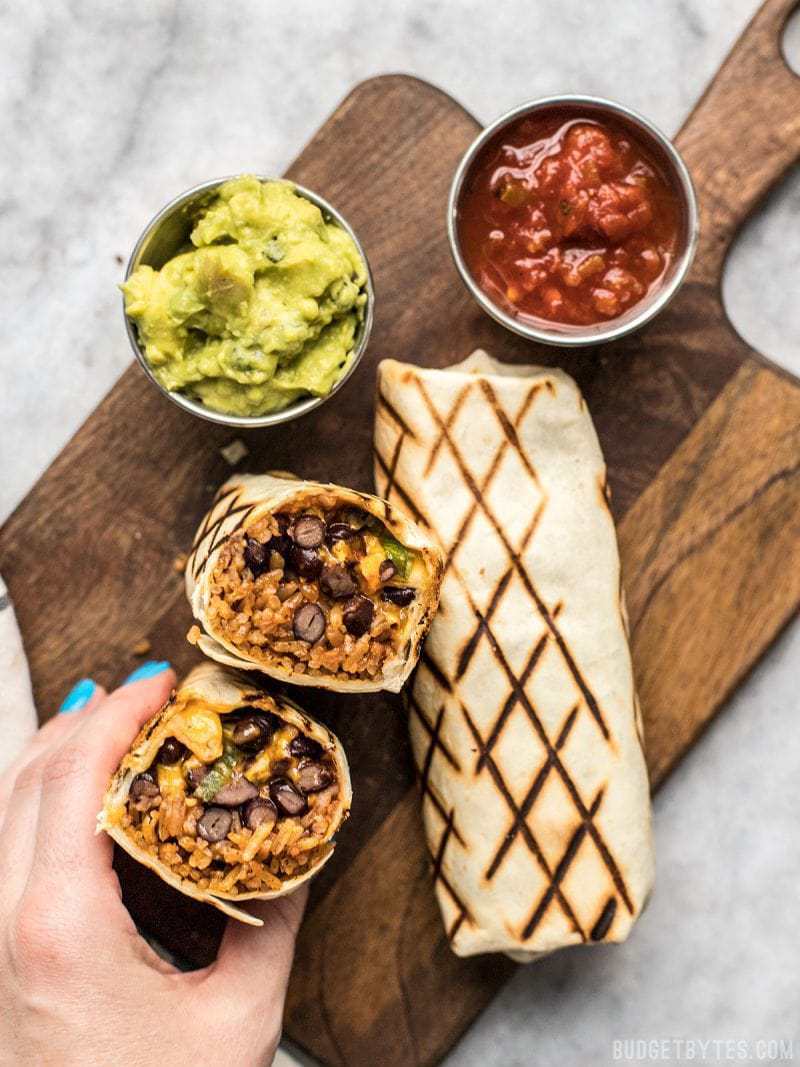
[123, 175, 374, 427]
[447, 95, 699, 347]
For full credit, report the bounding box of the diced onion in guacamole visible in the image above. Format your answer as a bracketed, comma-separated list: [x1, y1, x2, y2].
[122, 176, 368, 417]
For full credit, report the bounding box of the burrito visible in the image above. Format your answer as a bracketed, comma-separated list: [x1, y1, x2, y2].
[98, 663, 351, 924]
[374, 351, 654, 960]
[185, 473, 443, 693]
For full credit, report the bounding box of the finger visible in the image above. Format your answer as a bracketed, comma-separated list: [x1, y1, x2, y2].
[212, 884, 308, 1001]
[0, 684, 107, 845]
[27, 666, 176, 897]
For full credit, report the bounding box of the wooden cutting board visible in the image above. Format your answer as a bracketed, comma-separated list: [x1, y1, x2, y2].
[2, 0, 800, 1063]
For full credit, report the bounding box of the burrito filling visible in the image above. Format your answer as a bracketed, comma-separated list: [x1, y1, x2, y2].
[121, 696, 340, 895]
[203, 496, 426, 679]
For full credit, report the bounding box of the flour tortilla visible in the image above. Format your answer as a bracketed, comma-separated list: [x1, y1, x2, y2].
[185, 473, 443, 693]
[374, 351, 654, 959]
[97, 662, 352, 925]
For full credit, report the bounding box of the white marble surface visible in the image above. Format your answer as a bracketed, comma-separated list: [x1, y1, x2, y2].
[2, 2, 799, 1064]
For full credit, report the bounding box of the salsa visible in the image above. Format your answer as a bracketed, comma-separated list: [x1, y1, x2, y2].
[456, 109, 683, 328]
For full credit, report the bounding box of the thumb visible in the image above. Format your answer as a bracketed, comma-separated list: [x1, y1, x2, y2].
[211, 884, 308, 1001]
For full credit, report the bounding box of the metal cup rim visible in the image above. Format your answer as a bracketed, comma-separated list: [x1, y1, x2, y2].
[123, 174, 374, 428]
[447, 94, 700, 348]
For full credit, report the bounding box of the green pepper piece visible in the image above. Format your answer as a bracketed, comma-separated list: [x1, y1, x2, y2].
[379, 534, 413, 579]
[197, 740, 243, 802]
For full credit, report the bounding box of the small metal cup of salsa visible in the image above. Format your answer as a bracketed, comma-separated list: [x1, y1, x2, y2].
[448, 95, 699, 347]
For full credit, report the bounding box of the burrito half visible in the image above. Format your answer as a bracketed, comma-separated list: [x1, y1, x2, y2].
[374, 351, 654, 960]
[185, 473, 443, 693]
[98, 662, 351, 924]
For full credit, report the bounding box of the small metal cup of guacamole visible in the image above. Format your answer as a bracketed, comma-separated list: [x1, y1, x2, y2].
[122, 175, 374, 428]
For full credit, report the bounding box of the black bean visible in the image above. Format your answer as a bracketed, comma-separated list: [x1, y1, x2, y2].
[379, 559, 397, 583]
[130, 772, 159, 799]
[212, 775, 259, 807]
[197, 807, 233, 843]
[266, 532, 291, 560]
[157, 737, 186, 765]
[327, 522, 356, 542]
[343, 594, 374, 636]
[319, 564, 357, 600]
[293, 602, 326, 643]
[296, 760, 334, 794]
[187, 764, 210, 790]
[242, 797, 278, 831]
[289, 513, 325, 549]
[269, 777, 308, 816]
[289, 734, 324, 760]
[381, 586, 417, 607]
[232, 715, 271, 749]
[244, 537, 269, 576]
[289, 544, 323, 579]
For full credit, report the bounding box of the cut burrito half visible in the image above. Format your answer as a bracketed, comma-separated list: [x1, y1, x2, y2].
[98, 662, 351, 924]
[185, 473, 443, 693]
[374, 350, 654, 960]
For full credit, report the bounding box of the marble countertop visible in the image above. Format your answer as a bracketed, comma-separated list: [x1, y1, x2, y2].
[3, 2, 799, 1064]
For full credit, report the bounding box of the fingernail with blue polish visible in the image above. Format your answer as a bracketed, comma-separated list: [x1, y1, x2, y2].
[123, 661, 170, 685]
[59, 678, 96, 714]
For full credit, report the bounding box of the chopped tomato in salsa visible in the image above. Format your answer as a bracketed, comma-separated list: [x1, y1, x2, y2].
[457, 109, 682, 328]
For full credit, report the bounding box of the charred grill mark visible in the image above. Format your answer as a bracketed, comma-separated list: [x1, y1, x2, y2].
[476, 630, 549, 774]
[409, 695, 461, 774]
[376, 387, 417, 442]
[424, 384, 471, 477]
[455, 568, 513, 681]
[590, 896, 618, 941]
[192, 502, 257, 579]
[418, 773, 466, 849]
[461, 703, 586, 941]
[374, 446, 427, 525]
[445, 568, 633, 915]
[448, 909, 467, 943]
[381, 433, 405, 504]
[479, 379, 540, 486]
[484, 702, 579, 884]
[420, 649, 453, 694]
[521, 788, 604, 941]
[414, 377, 611, 741]
[514, 382, 543, 429]
[191, 486, 241, 551]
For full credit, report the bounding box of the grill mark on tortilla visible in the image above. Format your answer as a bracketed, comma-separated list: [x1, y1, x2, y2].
[590, 896, 618, 941]
[461, 702, 586, 941]
[446, 562, 633, 915]
[455, 568, 514, 681]
[408, 694, 461, 775]
[191, 486, 240, 550]
[484, 702, 579, 882]
[478, 378, 540, 486]
[420, 649, 452, 693]
[521, 788, 604, 941]
[423, 383, 471, 477]
[374, 445, 426, 525]
[414, 377, 611, 741]
[476, 630, 549, 774]
[192, 502, 256, 579]
[376, 387, 417, 442]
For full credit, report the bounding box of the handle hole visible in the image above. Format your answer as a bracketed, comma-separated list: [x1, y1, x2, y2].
[781, 2, 800, 74]
[722, 163, 800, 378]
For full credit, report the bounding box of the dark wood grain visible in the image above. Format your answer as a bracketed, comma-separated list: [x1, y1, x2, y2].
[1, 1, 799, 1063]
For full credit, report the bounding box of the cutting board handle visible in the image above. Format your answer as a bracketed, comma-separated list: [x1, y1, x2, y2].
[676, 0, 800, 283]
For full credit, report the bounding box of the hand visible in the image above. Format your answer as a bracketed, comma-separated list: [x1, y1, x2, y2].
[0, 664, 306, 1067]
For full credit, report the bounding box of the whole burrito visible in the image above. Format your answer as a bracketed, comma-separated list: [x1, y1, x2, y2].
[374, 351, 654, 960]
[97, 662, 351, 924]
[186, 473, 443, 693]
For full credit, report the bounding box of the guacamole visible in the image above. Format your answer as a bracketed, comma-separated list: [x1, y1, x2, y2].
[122, 176, 368, 417]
